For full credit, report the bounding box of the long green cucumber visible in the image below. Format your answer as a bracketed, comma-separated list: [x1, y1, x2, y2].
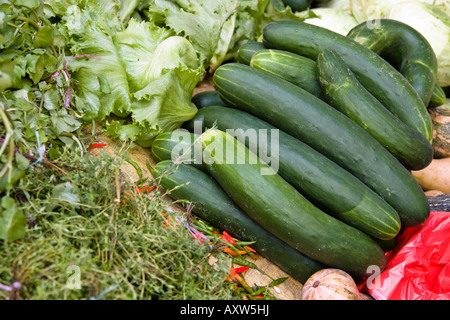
[262, 21, 433, 142]
[250, 49, 325, 100]
[346, 19, 438, 106]
[183, 106, 400, 240]
[191, 90, 227, 109]
[213, 63, 429, 227]
[316, 49, 433, 170]
[236, 41, 266, 65]
[200, 129, 387, 278]
[149, 160, 325, 283]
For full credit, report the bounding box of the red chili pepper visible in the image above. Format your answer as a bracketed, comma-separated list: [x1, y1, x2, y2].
[163, 217, 170, 228]
[221, 231, 236, 245]
[191, 233, 204, 243]
[87, 143, 107, 150]
[134, 185, 156, 193]
[245, 245, 256, 253]
[234, 267, 249, 274]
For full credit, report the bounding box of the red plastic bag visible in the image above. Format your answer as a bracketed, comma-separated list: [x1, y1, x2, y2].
[362, 211, 450, 300]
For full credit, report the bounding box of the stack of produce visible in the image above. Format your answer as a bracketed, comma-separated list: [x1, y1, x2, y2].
[2, 0, 448, 300]
[150, 19, 442, 286]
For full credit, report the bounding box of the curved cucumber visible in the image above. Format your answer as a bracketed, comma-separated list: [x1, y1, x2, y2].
[192, 90, 227, 109]
[429, 85, 446, 108]
[250, 49, 325, 100]
[150, 160, 325, 283]
[316, 49, 433, 170]
[213, 63, 429, 227]
[236, 41, 266, 65]
[184, 106, 401, 240]
[262, 21, 433, 142]
[346, 19, 438, 106]
[200, 129, 387, 278]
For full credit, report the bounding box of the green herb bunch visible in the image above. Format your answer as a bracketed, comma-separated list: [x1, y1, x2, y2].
[0, 149, 234, 300]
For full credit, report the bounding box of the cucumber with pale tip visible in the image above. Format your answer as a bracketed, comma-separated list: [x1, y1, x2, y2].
[316, 49, 433, 170]
[200, 129, 387, 278]
[150, 160, 325, 283]
[250, 49, 325, 100]
[346, 19, 438, 106]
[262, 20, 433, 142]
[236, 41, 266, 65]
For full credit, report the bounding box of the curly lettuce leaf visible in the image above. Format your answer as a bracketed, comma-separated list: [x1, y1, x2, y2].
[114, 35, 203, 145]
[62, 5, 132, 120]
[44, 0, 140, 24]
[132, 70, 198, 128]
[61, 13, 201, 145]
[113, 18, 174, 91]
[143, 0, 239, 70]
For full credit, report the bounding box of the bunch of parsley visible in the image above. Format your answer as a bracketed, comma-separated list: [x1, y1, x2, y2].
[0, 1, 87, 241]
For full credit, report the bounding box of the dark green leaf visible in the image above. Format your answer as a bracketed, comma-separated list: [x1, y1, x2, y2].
[26, 54, 45, 84]
[47, 146, 62, 160]
[32, 25, 54, 48]
[0, 196, 27, 241]
[51, 112, 81, 134]
[43, 87, 59, 110]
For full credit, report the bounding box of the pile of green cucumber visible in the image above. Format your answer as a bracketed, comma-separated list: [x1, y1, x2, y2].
[150, 20, 438, 282]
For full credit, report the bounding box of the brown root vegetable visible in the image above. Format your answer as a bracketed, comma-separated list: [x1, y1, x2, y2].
[412, 158, 450, 193]
[430, 100, 450, 158]
[425, 190, 445, 197]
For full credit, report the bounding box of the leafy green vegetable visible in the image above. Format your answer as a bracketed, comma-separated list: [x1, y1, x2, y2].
[54, 5, 204, 145]
[143, 0, 239, 70]
[114, 22, 203, 146]
[113, 18, 174, 92]
[0, 150, 234, 300]
[61, 5, 131, 120]
[0, 196, 26, 242]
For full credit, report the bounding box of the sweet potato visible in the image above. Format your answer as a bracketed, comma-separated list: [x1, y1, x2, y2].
[412, 158, 450, 193]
